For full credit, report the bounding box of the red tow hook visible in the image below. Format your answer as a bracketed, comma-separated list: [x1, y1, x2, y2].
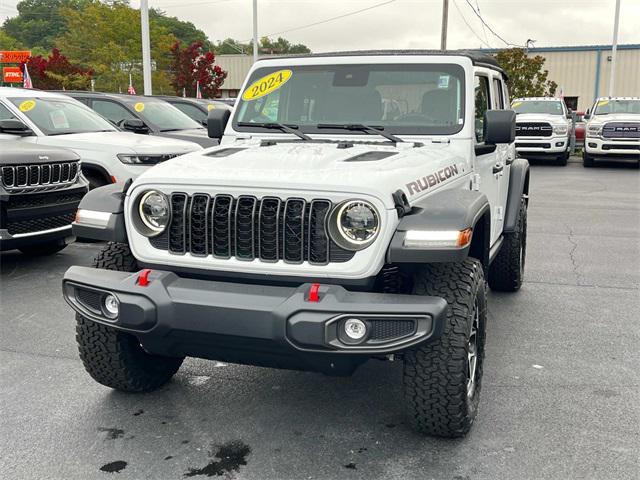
[137, 269, 152, 287]
[308, 283, 321, 302]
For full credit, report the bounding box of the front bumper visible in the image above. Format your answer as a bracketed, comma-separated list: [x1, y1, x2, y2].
[62, 266, 448, 375]
[515, 135, 568, 156]
[585, 137, 640, 159]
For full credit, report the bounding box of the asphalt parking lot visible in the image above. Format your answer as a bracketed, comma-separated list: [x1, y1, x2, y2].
[1, 158, 639, 480]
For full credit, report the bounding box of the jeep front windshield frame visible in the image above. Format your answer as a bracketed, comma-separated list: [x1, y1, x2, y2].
[233, 63, 465, 136]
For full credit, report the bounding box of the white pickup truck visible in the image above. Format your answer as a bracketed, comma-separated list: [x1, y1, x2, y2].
[583, 97, 640, 167]
[511, 97, 572, 166]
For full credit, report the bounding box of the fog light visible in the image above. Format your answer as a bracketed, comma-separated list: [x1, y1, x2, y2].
[588, 142, 597, 148]
[555, 142, 563, 147]
[103, 294, 119, 318]
[344, 318, 367, 340]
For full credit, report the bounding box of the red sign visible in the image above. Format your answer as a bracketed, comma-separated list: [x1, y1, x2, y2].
[0, 51, 31, 63]
[3, 66, 23, 83]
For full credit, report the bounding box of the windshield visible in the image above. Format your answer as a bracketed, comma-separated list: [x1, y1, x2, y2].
[126, 101, 203, 131]
[594, 99, 640, 115]
[511, 100, 564, 115]
[234, 64, 465, 135]
[10, 97, 117, 135]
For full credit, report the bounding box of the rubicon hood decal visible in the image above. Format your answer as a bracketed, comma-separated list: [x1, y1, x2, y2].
[406, 163, 460, 196]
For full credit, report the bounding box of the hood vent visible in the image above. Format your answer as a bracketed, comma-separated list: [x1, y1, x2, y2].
[205, 148, 246, 158]
[344, 151, 398, 162]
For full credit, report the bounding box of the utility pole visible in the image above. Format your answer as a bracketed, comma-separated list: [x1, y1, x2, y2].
[440, 0, 449, 50]
[140, 0, 152, 95]
[252, 0, 258, 62]
[608, 0, 621, 97]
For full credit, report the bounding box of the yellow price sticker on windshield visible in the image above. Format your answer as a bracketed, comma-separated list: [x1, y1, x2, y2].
[597, 99, 609, 107]
[19, 100, 36, 112]
[511, 101, 522, 108]
[242, 69, 292, 101]
[207, 104, 215, 111]
[134, 102, 145, 112]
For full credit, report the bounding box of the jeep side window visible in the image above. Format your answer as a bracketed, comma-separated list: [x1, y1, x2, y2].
[92, 100, 136, 126]
[492, 78, 505, 109]
[474, 76, 491, 142]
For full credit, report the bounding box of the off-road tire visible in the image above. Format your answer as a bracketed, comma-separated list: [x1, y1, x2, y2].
[403, 259, 487, 438]
[582, 151, 595, 168]
[488, 198, 527, 292]
[19, 240, 67, 256]
[76, 242, 183, 392]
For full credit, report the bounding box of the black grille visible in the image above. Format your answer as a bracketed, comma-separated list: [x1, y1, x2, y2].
[602, 144, 640, 151]
[1, 161, 80, 191]
[515, 122, 553, 137]
[7, 212, 75, 235]
[76, 289, 103, 313]
[8, 191, 85, 209]
[150, 193, 354, 264]
[516, 142, 551, 149]
[369, 319, 416, 342]
[602, 122, 640, 139]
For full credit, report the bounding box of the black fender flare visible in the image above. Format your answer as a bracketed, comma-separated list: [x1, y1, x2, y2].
[387, 188, 491, 264]
[72, 182, 128, 243]
[504, 158, 530, 233]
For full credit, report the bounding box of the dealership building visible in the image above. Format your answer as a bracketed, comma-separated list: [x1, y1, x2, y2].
[215, 44, 640, 112]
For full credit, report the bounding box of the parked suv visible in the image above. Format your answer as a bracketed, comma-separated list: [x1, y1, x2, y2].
[155, 96, 232, 126]
[63, 51, 530, 438]
[0, 88, 201, 188]
[512, 97, 572, 165]
[583, 97, 640, 167]
[0, 141, 88, 255]
[62, 92, 218, 148]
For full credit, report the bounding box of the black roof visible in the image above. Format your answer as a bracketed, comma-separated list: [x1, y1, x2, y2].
[60, 91, 166, 103]
[258, 49, 503, 72]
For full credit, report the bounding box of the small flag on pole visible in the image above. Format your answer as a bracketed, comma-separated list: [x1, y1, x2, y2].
[127, 73, 136, 95]
[196, 81, 202, 99]
[22, 63, 33, 89]
[182, 87, 186, 98]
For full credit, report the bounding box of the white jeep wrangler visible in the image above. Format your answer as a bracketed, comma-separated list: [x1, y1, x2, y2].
[511, 97, 572, 165]
[63, 51, 530, 438]
[583, 97, 640, 167]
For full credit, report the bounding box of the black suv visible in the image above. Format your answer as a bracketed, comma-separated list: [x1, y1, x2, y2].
[60, 92, 218, 148]
[0, 141, 88, 255]
[154, 96, 232, 126]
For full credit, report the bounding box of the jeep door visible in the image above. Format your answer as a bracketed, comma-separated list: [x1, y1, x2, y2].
[473, 73, 503, 246]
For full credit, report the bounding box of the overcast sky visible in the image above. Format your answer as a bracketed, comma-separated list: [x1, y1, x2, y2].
[1, 0, 639, 52]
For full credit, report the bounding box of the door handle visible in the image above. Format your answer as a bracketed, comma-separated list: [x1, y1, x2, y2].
[493, 164, 504, 174]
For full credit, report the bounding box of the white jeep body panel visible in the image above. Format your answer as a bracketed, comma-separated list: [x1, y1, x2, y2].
[124, 53, 512, 280]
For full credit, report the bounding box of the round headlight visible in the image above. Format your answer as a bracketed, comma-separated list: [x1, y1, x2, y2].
[329, 200, 380, 250]
[137, 190, 170, 236]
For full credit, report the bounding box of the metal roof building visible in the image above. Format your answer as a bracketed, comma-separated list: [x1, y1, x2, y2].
[215, 44, 640, 111]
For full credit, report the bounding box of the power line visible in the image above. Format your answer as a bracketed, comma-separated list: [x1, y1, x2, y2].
[259, 0, 397, 39]
[452, 0, 491, 48]
[474, 0, 490, 45]
[463, 0, 518, 47]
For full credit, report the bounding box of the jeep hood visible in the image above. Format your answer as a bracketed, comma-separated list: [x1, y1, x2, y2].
[133, 141, 469, 208]
[39, 131, 202, 155]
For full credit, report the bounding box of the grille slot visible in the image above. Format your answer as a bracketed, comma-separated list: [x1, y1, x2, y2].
[1, 161, 80, 192]
[152, 193, 355, 264]
[515, 122, 553, 137]
[369, 319, 416, 342]
[7, 212, 75, 235]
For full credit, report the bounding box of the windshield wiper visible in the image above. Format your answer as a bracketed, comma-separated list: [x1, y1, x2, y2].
[316, 123, 404, 143]
[237, 122, 311, 141]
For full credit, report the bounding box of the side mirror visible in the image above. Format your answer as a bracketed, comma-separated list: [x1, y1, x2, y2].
[0, 119, 33, 136]
[583, 113, 591, 120]
[484, 110, 516, 145]
[207, 108, 231, 139]
[122, 118, 149, 133]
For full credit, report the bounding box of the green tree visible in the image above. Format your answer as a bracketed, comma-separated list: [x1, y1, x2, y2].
[215, 38, 251, 55]
[214, 37, 311, 55]
[494, 48, 557, 99]
[0, 27, 25, 50]
[3, 0, 91, 50]
[57, 1, 176, 93]
[150, 9, 214, 51]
